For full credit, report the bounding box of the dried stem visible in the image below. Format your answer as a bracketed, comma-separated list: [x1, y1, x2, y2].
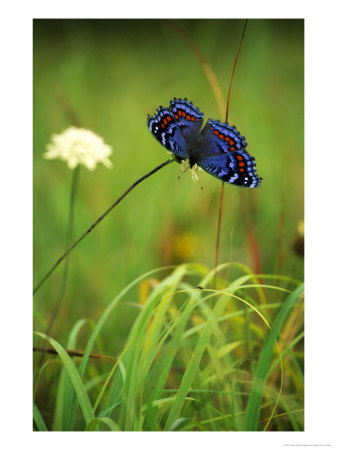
[33, 346, 116, 362]
[33, 346, 185, 373]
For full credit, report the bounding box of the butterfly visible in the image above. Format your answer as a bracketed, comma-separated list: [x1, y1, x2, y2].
[147, 98, 262, 188]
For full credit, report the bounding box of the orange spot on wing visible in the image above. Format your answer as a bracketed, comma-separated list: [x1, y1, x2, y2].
[191, 116, 195, 121]
[167, 116, 172, 121]
[175, 114, 178, 119]
[186, 114, 190, 120]
[163, 118, 167, 125]
[229, 140, 235, 145]
[161, 123, 165, 128]
[219, 134, 224, 139]
[178, 110, 182, 116]
[182, 111, 186, 117]
[239, 162, 245, 167]
[230, 147, 235, 151]
[225, 137, 230, 141]
[239, 168, 245, 172]
[214, 129, 219, 135]
[236, 155, 243, 160]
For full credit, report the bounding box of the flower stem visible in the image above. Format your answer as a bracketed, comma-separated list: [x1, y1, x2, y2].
[45, 166, 80, 336]
[35, 167, 80, 377]
[33, 158, 174, 295]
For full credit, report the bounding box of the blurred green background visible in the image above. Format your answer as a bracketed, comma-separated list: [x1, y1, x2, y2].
[33, 19, 304, 345]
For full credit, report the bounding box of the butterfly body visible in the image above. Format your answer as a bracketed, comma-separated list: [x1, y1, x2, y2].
[147, 98, 262, 188]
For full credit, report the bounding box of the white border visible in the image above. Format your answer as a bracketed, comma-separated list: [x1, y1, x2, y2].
[1, 1, 337, 449]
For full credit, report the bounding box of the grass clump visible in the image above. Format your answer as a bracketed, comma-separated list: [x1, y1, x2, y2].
[33, 263, 304, 431]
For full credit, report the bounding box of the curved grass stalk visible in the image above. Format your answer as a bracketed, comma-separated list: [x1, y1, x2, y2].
[139, 273, 298, 426]
[37, 265, 302, 431]
[33, 158, 174, 295]
[260, 408, 303, 429]
[145, 278, 297, 431]
[243, 284, 304, 430]
[163, 286, 270, 430]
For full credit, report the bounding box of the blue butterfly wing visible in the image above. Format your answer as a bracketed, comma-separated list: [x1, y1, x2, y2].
[198, 152, 262, 188]
[148, 102, 262, 188]
[169, 98, 204, 146]
[199, 119, 247, 155]
[196, 120, 262, 188]
[147, 107, 189, 159]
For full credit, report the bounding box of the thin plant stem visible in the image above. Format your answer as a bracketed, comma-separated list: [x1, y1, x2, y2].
[213, 181, 224, 287]
[35, 167, 80, 375]
[32, 346, 186, 373]
[33, 158, 174, 295]
[275, 155, 288, 274]
[228, 20, 263, 284]
[33, 346, 116, 362]
[46, 166, 80, 337]
[225, 19, 248, 123]
[214, 20, 249, 284]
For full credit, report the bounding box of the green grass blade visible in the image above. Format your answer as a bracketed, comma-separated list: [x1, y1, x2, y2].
[53, 318, 89, 431]
[243, 284, 304, 431]
[34, 332, 95, 426]
[143, 291, 195, 429]
[79, 266, 177, 378]
[85, 417, 121, 431]
[33, 402, 48, 431]
[120, 266, 188, 430]
[267, 331, 304, 379]
[52, 363, 66, 430]
[64, 267, 176, 430]
[168, 417, 209, 431]
[93, 339, 132, 413]
[164, 290, 230, 430]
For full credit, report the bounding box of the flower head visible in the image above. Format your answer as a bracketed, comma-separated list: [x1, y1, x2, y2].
[44, 127, 113, 170]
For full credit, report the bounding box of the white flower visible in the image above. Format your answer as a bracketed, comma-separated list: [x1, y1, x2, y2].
[44, 127, 113, 170]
